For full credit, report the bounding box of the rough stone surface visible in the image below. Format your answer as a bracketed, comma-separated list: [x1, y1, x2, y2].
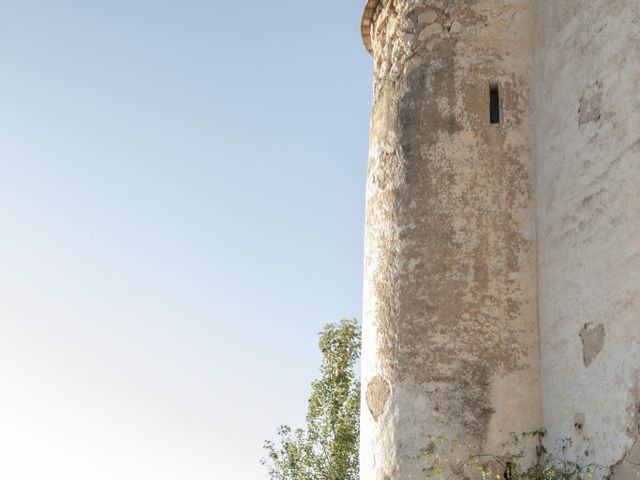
[535, 0, 640, 475]
[360, 1, 542, 479]
[360, 1, 640, 478]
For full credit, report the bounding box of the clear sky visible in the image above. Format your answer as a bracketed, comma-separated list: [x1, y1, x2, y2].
[0, 1, 372, 479]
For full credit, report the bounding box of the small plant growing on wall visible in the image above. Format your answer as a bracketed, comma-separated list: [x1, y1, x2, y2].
[424, 431, 606, 480]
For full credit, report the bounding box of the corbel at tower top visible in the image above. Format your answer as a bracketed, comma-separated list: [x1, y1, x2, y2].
[360, 0, 380, 54]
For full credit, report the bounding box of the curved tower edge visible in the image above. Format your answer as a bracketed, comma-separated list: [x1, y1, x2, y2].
[360, 0, 379, 54]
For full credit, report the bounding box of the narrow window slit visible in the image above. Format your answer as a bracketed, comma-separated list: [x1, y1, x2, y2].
[490, 84, 500, 124]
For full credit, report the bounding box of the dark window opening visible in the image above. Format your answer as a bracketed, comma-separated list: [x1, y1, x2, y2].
[490, 84, 500, 124]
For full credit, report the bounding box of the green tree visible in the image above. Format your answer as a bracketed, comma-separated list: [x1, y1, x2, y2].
[262, 319, 361, 480]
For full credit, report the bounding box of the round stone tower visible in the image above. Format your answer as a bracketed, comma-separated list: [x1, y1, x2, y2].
[359, 1, 542, 478]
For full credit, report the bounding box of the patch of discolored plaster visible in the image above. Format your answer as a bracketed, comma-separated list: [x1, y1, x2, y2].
[443, 361, 496, 442]
[366, 375, 390, 421]
[612, 439, 640, 480]
[579, 323, 605, 368]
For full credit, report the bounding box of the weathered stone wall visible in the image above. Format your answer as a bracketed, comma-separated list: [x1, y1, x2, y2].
[535, 2, 640, 477]
[360, 1, 542, 478]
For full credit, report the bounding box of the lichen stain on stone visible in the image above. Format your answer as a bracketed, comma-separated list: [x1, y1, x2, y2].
[443, 360, 496, 441]
[579, 323, 605, 367]
[366, 375, 391, 421]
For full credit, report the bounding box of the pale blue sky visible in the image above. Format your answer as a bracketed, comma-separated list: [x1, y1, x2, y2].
[0, 1, 371, 479]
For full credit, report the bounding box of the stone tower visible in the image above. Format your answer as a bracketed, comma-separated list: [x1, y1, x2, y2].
[360, 1, 541, 478]
[359, 1, 640, 479]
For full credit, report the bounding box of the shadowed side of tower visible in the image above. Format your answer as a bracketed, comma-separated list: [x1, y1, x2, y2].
[359, 1, 541, 478]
